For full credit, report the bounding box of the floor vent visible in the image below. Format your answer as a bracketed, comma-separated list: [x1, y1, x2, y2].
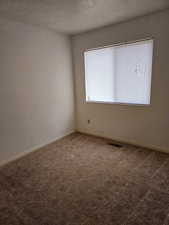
[108, 143, 123, 148]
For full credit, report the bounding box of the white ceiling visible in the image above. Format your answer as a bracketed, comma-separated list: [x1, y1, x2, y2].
[0, 0, 168, 34]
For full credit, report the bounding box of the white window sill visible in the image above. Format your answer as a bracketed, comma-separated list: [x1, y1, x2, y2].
[85, 100, 150, 106]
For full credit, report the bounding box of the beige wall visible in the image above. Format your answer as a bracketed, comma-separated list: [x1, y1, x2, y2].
[72, 10, 169, 152]
[0, 18, 75, 164]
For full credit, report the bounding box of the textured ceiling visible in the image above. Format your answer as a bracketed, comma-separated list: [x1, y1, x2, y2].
[0, 0, 168, 34]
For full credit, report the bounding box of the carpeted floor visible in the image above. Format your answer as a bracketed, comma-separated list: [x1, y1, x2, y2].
[1, 133, 169, 225]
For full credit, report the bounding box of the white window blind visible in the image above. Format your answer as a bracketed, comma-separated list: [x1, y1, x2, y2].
[84, 39, 153, 105]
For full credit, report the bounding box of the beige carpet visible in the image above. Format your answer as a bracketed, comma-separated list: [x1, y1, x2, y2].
[1, 132, 169, 225]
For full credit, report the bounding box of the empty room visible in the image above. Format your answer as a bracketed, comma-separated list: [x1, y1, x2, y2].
[0, 0, 169, 224]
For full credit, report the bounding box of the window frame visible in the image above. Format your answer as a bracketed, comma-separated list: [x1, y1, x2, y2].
[83, 38, 154, 106]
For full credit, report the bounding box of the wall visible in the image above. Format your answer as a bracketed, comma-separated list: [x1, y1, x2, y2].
[72, 9, 169, 152]
[0, 18, 75, 164]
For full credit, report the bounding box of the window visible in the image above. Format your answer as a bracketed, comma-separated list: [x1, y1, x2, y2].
[84, 39, 153, 105]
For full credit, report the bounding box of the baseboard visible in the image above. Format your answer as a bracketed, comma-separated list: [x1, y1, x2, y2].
[77, 129, 169, 154]
[0, 130, 75, 168]
[1, 129, 168, 168]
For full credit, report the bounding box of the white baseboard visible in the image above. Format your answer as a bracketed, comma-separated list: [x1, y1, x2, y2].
[0, 130, 75, 168]
[1, 128, 168, 168]
[77, 129, 169, 154]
